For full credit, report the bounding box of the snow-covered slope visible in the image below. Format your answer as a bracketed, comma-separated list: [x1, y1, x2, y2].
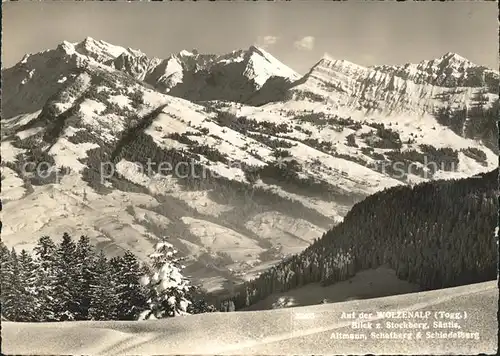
[2, 280, 497, 355]
[1, 38, 497, 292]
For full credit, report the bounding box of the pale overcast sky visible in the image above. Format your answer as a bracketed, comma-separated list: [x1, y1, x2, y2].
[3, 1, 498, 74]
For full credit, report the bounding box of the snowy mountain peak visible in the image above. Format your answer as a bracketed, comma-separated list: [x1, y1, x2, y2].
[57, 40, 76, 55]
[439, 52, 470, 64]
[247, 45, 266, 55]
[307, 55, 367, 79]
[81, 36, 97, 45]
[178, 49, 195, 57]
[70, 37, 144, 62]
[168, 49, 213, 62]
[241, 45, 300, 86]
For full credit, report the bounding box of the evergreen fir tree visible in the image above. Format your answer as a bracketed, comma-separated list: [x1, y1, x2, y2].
[138, 240, 194, 320]
[0, 241, 13, 319]
[187, 299, 218, 314]
[0, 245, 14, 317]
[17, 250, 38, 321]
[2, 249, 35, 321]
[74, 235, 96, 320]
[219, 300, 228, 312]
[53, 233, 79, 320]
[112, 251, 148, 320]
[187, 286, 217, 314]
[88, 250, 119, 320]
[0, 241, 11, 265]
[33, 236, 58, 321]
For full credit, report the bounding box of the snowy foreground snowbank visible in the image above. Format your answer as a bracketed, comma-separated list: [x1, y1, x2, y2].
[2, 281, 497, 355]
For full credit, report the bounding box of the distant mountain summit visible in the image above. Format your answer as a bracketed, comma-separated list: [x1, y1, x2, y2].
[288, 51, 498, 115]
[103, 42, 300, 102]
[372, 51, 498, 89]
[63, 37, 146, 62]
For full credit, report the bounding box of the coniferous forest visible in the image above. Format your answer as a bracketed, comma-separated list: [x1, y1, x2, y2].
[0, 234, 216, 322]
[217, 169, 498, 310]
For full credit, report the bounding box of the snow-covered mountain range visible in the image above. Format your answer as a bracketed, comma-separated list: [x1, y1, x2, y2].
[289, 52, 498, 115]
[1, 37, 498, 292]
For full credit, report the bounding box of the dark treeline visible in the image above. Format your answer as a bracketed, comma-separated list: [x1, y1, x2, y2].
[0, 234, 215, 322]
[0, 234, 149, 322]
[217, 169, 498, 310]
[435, 101, 498, 154]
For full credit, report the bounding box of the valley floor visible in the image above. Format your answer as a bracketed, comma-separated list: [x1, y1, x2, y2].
[2, 280, 497, 355]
